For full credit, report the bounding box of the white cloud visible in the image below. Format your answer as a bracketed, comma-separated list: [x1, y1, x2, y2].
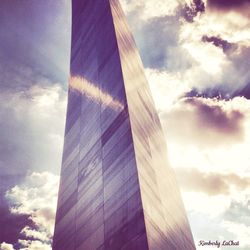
[146, 68, 191, 111]
[18, 239, 51, 250]
[180, 5, 250, 46]
[200, 10, 250, 46]
[182, 41, 231, 81]
[21, 226, 49, 243]
[125, 0, 250, 96]
[183, 191, 232, 216]
[183, 191, 250, 249]
[136, 8, 250, 244]
[120, 0, 180, 19]
[2, 1, 250, 249]
[121, 0, 250, 95]
[148, 76, 250, 249]
[145, 69, 250, 250]
[179, 7, 250, 93]
[156, 94, 250, 250]
[160, 97, 250, 174]
[0, 242, 15, 250]
[22, 84, 67, 136]
[222, 221, 250, 248]
[0, 84, 67, 176]
[6, 172, 59, 247]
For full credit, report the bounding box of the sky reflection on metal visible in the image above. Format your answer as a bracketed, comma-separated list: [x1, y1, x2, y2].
[69, 75, 124, 111]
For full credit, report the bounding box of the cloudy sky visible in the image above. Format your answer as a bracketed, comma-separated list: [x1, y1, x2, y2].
[0, 0, 250, 249]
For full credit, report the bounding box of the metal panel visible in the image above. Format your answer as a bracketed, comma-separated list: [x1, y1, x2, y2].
[53, 0, 195, 249]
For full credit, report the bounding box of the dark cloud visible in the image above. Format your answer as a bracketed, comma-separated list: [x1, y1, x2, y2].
[181, 0, 205, 23]
[224, 200, 250, 226]
[0, 182, 36, 248]
[207, 0, 250, 10]
[161, 97, 245, 147]
[185, 87, 231, 100]
[3, 172, 58, 249]
[176, 168, 250, 196]
[207, 0, 250, 17]
[0, 174, 26, 246]
[0, 207, 34, 248]
[185, 98, 244, 135]
[0, 175, 40, 248]
[202, 35, 237, 53]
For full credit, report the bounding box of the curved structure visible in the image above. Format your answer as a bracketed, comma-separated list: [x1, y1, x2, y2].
[53, 1, 196, 249]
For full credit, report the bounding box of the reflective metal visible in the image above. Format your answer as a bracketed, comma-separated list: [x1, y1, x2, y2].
[53, 0, 196, 249]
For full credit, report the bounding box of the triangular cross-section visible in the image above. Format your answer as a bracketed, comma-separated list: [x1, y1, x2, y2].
[53, 1, 196, 249]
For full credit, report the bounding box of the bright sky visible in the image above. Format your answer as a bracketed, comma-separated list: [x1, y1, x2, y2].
[0, 0, 250, 249]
